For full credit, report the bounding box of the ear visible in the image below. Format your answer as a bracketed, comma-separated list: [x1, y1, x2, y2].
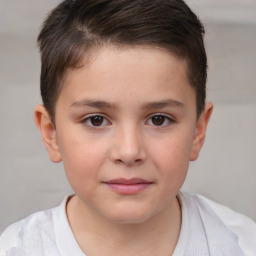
[34, 105, 62, 163]
[190, 102, 213, 161]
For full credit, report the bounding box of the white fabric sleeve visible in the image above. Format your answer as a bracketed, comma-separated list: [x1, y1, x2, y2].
[197, 195, 256, 256]
[0, 221, 22, 255]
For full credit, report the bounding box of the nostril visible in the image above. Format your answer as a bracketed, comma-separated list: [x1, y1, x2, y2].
[115, 159, 123, 164]
[114, 158, 142, 164]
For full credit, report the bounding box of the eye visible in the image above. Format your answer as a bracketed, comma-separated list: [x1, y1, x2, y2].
[146, 114, 174, 127]
[82, 115, 110, 127]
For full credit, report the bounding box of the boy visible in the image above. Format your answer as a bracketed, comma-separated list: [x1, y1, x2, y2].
[0, 0, 255, 255]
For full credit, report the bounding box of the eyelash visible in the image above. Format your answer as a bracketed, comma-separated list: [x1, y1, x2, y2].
[81, 113, 175, 128]
[146, 113, 175, 127]
[81, 114, 111, 128]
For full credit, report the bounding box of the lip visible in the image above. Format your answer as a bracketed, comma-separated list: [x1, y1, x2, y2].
[103, 178, 153, 195]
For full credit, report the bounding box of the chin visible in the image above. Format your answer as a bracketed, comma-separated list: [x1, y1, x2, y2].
[103, 207, 154, 225]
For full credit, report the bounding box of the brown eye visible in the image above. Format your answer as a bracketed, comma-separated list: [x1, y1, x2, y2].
[90, 116, 104, 126]
[146, 114, 173, 127]
[83, 115, 110, 127]
[151, 116, 165, 126]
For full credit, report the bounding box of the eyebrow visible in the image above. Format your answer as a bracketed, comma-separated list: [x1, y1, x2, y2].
[70, 98, 184, 110]
[141, 99, 185, 110]
[71, 99, 117, 109]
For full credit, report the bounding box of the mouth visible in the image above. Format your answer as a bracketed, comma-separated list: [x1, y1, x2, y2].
[103, 178, 153, 195]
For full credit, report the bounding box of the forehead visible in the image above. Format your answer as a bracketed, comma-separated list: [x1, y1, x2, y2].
[58, 45, 195, 109]
[64, 45, 189, 80]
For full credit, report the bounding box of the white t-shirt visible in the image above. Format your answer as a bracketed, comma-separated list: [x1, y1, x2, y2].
[0, 192, 255, 256]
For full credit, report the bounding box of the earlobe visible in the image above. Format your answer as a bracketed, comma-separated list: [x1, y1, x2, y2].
[34, 105, 62, 163]
[190, 102, 213, 161]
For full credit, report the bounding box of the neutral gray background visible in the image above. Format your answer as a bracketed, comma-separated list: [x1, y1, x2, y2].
[0, 0, 256, 233]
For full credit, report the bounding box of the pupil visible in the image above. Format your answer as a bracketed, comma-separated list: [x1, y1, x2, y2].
[152, 116, 164, 126]
[91, 116, 103, 126]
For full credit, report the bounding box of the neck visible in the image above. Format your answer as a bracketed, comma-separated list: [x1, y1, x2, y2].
[67, 195, 181, 256]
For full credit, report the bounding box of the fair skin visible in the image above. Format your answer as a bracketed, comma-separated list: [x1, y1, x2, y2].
[35, 45, 212, 256]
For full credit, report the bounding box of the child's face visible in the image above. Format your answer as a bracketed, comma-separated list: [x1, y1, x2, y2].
[36, 46, 212, 224]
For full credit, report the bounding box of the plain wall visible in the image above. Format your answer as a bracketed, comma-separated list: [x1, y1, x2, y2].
[0, 0, 255, 232]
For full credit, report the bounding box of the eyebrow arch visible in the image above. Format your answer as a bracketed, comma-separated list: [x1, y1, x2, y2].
[70, 99, 117, 109]
[141, 99, 185, 110]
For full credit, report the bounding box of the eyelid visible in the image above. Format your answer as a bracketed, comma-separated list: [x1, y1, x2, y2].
[147, 112, 175, 120]
[81, 113, 111, 127]
[146, 113, 175, 126]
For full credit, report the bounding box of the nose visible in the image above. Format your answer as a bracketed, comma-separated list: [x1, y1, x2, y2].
[109, 125, 147, 166]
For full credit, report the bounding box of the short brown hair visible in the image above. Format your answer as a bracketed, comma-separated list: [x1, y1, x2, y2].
[38, 0, 207, 122]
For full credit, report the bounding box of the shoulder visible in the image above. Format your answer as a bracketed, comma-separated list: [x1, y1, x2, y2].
[0, 220, 23, 253]
[0, 196, 72, 256]
[182, 192, 256, 256]
[0, 209, 55, 255]
[197, 194, 256, 255]
[0, 195, 74, 256]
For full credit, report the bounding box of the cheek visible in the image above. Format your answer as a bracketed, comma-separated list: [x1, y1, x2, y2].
[58, 134, 109, 188]
[150, 131, 194, 183]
